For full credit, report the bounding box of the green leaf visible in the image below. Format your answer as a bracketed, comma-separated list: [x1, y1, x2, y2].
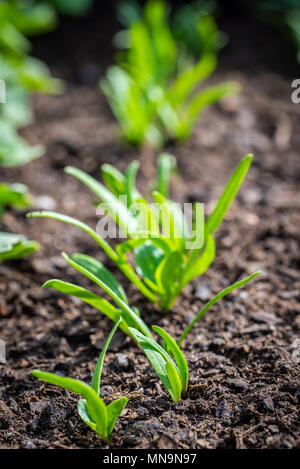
[116, 237, 147, 258]
[32, 370, 108, 438]
[129, 327, 182, 402]
[91, 318, 122, 394]
[129, 329, 176, 401]
[181, 82, 239, 137]
[134, 240, 164, 284]
[102, 163, 126, 197]
[0, 183, 30, 211]
[165, 361, 182, 403]
[152, 191, 183, 248]
[168, 54, 217, 106]
[124, 160, 141, 206]
[43, 279, 132, 337]
[205, 155, 253, 236]
[182, 234, 215, 285]
[72, 253, 128, 304]
[43, 279, 118, 320]
[130, 196, 160, 235]
[0, 122, 43, 167]
[157, 152, 177, 197]
[27, 210, 118, 261]
[178, 271, 261, 346]
[77, 399, 96, 431]
[0, 231, 39, 262]
[152, 325, 188, 395]
[155, 250, 185, 305]
[106, 397, 128, 435]
[62, 252, 153, 339]
[65, 165, 139, 234]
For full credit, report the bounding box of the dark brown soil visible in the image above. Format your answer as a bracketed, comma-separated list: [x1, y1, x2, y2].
[0, 7, 300, 449]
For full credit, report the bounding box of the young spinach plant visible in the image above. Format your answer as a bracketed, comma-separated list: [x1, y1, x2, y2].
[28, 153, 254, 312]
[129, 271, 260, 402]
[32, 318, 127, 443]
[101, 0, 238, 146]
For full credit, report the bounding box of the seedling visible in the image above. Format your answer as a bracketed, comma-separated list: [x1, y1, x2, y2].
[32, 318, 127, 443]
[102, 0, 238, 146]
[129, 325, 188, 403]
[129, 270, 260, 402]
[0, 182, 31, 217]
[0, 1, 63, 166]
[0, 231, 39, 262]
[28, 153, 254, 311]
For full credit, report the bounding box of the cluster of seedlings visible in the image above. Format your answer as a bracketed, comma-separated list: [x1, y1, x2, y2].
[102, 0, 237, 146]
[0, 0, 266, 446]
[28, 153, 260, 442]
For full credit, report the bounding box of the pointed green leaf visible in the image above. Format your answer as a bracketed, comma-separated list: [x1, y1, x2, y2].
[129, 327, 181, 402]
[101, 163, 126, 197]
[155, 250, 185, 303]
[42, 279, 119, 321]
[106, 397, 128, 435]
[62, 252, 153, 339]
[178, 271, 261, 346]
[205, 155, 253, 236]
[125, 160, 141, 206]
[165, 361, 182, 403]
[157, 153, 177, 197]
[134, 240, 164, 284]
[182, 234, 215, 286]
[27, 211, 118, 261]
[91, 318, 122, 394]
[64, 166, 139, 234]
[77, 399, 96, 431]
[152, 325, 188, 395]
[72, 253, 128, 304]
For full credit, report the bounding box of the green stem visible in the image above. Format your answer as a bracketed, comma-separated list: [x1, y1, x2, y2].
[177, 271, 260, 346]
[117, 261, 158, 304]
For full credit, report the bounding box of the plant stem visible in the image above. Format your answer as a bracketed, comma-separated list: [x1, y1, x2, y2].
[117, 261, 158, 303]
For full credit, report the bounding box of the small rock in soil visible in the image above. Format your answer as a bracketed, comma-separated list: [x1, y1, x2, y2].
[113, 353, 131, 372]
[194, 281, 212, 301]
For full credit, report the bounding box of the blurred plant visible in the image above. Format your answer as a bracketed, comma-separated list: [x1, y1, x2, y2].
[46, 0, 94, 16]
[28, 153, 254, 312]
[0, 182, 38, 261]
[32, 318, 127, 443]
[102, 0, 237, 147]
[172, 0, 227, 59]
[0, 182, 31, 218]
[0, 0, 63, 167]
[0, 231, 39, 262]
[258, 0, 300, 61]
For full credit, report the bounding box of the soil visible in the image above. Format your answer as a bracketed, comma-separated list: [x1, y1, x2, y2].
[0, 5, 300, 449]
